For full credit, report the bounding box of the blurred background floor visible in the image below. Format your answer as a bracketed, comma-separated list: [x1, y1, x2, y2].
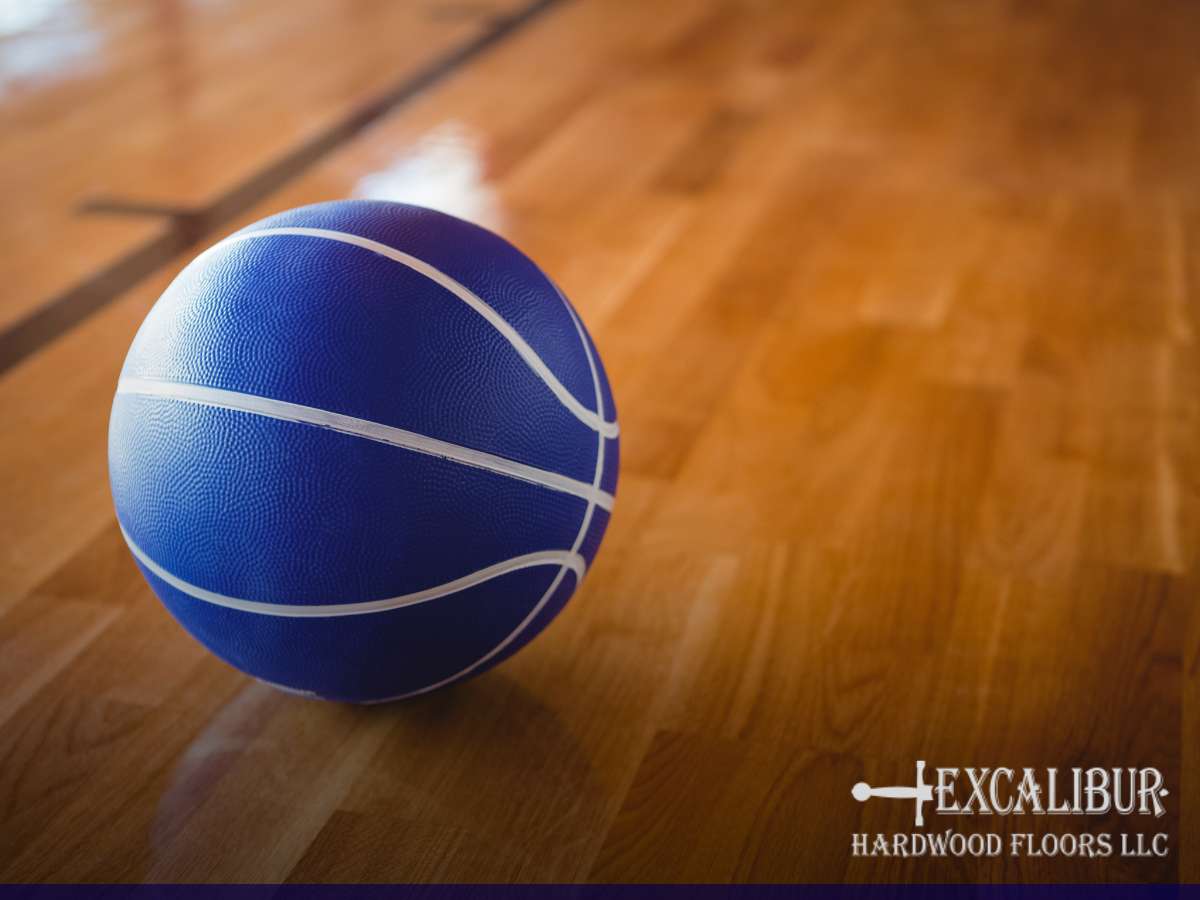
[0, 0, 1197, 884]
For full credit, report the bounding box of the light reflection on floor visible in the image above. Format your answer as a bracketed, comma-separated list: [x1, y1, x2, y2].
[353, 121, 503, 229]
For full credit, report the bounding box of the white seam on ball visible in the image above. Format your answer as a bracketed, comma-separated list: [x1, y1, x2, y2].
[116, 377, 614, 512]
[121, 525, 585, 618]
[195, 226, 620, 438]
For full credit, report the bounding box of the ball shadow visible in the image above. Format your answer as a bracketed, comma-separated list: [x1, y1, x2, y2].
[153, 669, 600, 881]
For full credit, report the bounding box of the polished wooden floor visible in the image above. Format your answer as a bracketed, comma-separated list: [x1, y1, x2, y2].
[0, 0, 1197, 885]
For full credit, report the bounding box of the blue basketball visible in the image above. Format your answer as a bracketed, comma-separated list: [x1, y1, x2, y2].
[108, 200, 618, 702]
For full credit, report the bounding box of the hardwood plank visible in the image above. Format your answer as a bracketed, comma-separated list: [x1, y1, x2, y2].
[591, 730, 861, 882]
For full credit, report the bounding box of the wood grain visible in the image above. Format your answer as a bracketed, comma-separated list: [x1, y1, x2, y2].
[0, 0, 1196, 885]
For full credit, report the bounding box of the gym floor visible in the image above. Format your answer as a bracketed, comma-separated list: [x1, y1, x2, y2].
[0, 0, 1196, 884]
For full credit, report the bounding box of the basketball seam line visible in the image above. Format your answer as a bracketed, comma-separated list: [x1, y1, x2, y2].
[371, 301, 610, 701]
[194, 226, 620, 439]
[115, 377, 615, 513]
[119, 525, 583, 618]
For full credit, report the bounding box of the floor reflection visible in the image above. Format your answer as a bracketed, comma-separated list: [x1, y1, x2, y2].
[152, 670, 601, 881]
[0, 0, 101, 94]
[353, 121, 503, 229]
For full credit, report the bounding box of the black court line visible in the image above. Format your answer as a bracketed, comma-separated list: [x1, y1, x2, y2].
[0, 0, 566, 376]
[79, 199, 199, 218]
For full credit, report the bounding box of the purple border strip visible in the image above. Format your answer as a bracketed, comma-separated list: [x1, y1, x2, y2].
[0, 886, 1189, 899]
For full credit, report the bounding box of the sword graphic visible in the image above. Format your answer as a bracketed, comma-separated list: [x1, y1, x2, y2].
[851, 760, 933, 826]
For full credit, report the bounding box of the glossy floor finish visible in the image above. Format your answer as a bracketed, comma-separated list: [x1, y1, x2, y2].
[0, 0, 1197, 885]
